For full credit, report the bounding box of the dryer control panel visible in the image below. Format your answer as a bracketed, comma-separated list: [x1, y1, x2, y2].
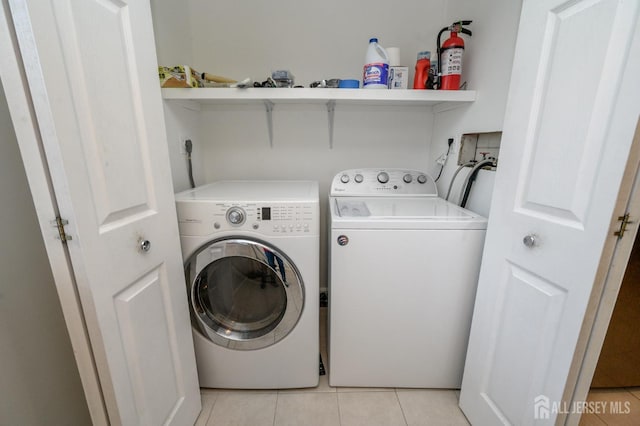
[330, 169, 438, 197]
[176, 201, 319, 237]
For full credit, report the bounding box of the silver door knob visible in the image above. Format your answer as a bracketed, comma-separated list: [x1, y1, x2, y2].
[140, 239, 151, 252]
[523, 234, 537, 248]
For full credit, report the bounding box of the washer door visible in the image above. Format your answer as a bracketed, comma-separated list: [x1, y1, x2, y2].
[184, 237, 304, 350]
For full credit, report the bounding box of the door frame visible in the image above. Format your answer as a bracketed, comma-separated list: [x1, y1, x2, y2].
[0, 0, 107, 423]
[562, 118, 640, 425]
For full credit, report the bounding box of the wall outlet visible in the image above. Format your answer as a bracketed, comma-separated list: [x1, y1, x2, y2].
[449, 137, 458, 155]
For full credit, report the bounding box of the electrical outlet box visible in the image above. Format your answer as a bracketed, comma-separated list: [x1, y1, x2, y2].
[458, 131, 502, 167]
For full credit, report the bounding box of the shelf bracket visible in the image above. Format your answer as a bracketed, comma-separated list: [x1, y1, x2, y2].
[327, 100, 336, 149]
[264, 100, 274, 148]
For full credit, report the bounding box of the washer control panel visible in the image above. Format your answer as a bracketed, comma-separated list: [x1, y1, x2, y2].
[330, 169, 438, 196]
[177, 201, 319, 237]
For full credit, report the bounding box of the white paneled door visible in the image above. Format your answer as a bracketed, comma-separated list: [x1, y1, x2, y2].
[4, 0, 200, 424]
[460, 0, 640, 425]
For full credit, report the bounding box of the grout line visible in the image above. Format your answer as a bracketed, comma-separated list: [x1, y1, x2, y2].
[272, 392, 279, 426]
[593, 412, 609, 425]
[336, 391, 343, 426]
[203, 392, 218, 426]
[626, 387, 640, 402]
[394, 389, 410, 426]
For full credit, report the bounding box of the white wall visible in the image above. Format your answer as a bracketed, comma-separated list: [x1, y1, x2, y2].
[186, 0, 449, 87]
[0, 84, 91, 425]
[163, 100, 205, 192]
[150, 0, 194, 68]
[430, 0, 523, 217]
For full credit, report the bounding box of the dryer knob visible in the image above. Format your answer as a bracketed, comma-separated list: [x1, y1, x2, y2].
[226, 207, 246, 225]
[403, 174, 413, 183]
[417, 174, 428, 184]
[340, 174, 350, 184]
[377, 172, 389, 184]
[354, 174, 364, 183]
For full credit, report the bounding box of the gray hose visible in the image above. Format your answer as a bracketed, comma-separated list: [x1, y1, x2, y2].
[457, 158, 496, 205]
[445, 161, 476, 201]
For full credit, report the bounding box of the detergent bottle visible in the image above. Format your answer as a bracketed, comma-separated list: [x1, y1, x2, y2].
[362, 38, 389, 89]
[413, 51, 431, 89]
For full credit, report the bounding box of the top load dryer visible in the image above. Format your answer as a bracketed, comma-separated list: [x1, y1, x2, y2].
[328, 169, 487, 388]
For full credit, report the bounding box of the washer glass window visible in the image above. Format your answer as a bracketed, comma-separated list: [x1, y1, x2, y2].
[185, 238, 304, 350]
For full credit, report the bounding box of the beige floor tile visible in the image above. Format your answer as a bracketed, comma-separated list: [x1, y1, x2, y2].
[203, 387, 278, 394]
[629, 387, 640, 400]
[195, 391, 219, 426]
[587, 389, 640, 426]
[337, 391, 407, 426]
[206, 391, 277, 426]
[274, 392, 340, 426]
[578, 412, 607, 426]
[396, 389, 469, 426]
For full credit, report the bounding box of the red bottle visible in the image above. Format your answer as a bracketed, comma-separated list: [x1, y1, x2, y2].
[413, 51, 431, 90]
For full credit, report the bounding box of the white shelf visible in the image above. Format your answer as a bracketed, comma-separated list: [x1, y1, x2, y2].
[161, 87, 476, 108]
[162, 87, 476, 148]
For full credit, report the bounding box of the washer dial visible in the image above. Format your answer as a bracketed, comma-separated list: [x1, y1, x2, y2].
[377, 172, 389, 184]
[226, 207, 246, 226]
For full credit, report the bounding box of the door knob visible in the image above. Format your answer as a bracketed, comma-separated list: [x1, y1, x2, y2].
[140, 239, 151, 252]
[523, 234, 537, 248]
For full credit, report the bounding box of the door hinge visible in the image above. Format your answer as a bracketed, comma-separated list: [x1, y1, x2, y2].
[51, 216, 72, 243]
[614, 213, 634, 239]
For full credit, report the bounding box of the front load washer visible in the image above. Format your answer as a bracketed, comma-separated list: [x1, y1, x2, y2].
[175, 180, 319, 389]
[328, 169, 487, 388]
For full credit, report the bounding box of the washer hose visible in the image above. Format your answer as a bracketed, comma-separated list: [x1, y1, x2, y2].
[445, 161, 476, 201]
[458, 158, 496, 207]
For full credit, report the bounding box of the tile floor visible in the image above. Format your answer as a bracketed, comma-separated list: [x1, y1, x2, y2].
[194, 307, 470, 426]
[193, 308, 640, 426]
[580, 388, 640, 426]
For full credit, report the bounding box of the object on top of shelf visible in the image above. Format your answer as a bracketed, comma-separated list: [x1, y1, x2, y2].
[310, 79, 341, 88]
[338, 79, 360, 89]
[159, 65, 204, 88]
[436, 20, 473, 90]
[272, 70, 295, 87]
[363, 37, 389, 89]
[201, 72, 237, 84]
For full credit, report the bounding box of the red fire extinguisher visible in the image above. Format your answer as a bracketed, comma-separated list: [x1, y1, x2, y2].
[436, 20, 472, 90]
